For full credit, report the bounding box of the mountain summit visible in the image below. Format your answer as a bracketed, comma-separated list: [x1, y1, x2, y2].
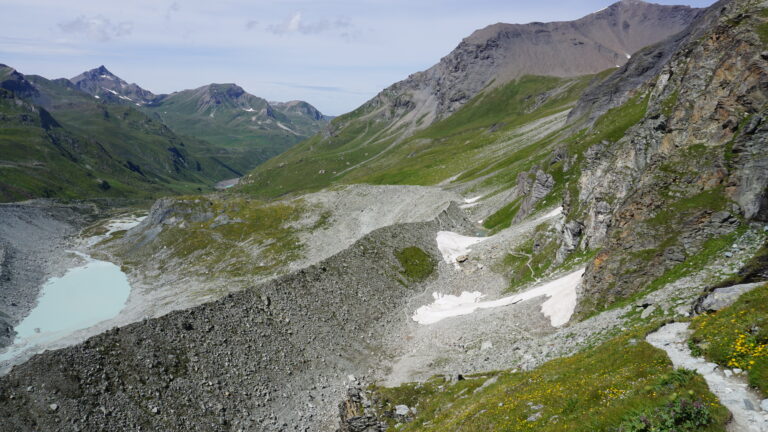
[388, 0, 702, 123]
[143, 83, 330, 172]
[66, 68, 330, 173]
[70, 65, 156, 105]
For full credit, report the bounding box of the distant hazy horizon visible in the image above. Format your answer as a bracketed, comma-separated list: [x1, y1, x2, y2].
[1, 0, 717, 115]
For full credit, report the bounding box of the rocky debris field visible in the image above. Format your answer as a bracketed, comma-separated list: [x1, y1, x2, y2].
[0, 207, 472, 431]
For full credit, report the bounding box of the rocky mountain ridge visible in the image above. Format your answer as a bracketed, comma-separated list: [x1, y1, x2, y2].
[352, 0, 701, 130]
[0, 63, 330, 200]
[71, 65, 157, 106]
[70, 65, 328, 134]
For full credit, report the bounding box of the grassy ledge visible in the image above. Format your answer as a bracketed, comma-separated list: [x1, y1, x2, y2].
[689, 283, 768, 395]
[370, 328, 729, 431]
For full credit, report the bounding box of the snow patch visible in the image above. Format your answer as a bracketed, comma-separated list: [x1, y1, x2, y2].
[460, 203, 480, 210]
[86, 215, 146, 247]
[436, 231, 487, 268]
[541, 206, 563, 219]
[625, 53, 632, 59]
[276, 122, 298, 135]
[435, 208, 560, 269]
[464, 196, 483, 204]
[243, 107, 256, 112]
[94, 95, 100, 99]
[102, 88, 118, 95]
[413, 269, 584, 326]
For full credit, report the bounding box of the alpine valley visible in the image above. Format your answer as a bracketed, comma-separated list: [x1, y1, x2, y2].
[0, 1, 767, 431]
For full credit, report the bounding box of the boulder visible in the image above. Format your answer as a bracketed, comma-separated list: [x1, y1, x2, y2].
[695, 283, 764, 313]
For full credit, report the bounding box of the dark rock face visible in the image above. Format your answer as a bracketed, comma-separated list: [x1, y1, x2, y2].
[0, 66, 40, 102]
[0, 216, 461, 431]
[512, 169, 555, 224]
[337, 385, 386, 432]
[566, 0, 768, 315]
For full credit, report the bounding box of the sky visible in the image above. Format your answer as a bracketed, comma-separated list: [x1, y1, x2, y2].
[1, 0, 716, 116]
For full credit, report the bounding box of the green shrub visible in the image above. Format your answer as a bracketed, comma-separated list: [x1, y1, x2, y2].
[618, 398, 713, 432]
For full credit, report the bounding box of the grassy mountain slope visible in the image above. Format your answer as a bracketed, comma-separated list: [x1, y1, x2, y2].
[239, 1, 702, 200]
[240, 73, 601, 199]
[0, 88, 146, 201]
[0, 65, 237, 201]
[142, 84, 329, 174]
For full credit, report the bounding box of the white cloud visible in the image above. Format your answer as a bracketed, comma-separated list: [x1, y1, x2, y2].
[58, 15, 133, 42]
[287, 12, 301, 32]
[266, 11, 356, 39]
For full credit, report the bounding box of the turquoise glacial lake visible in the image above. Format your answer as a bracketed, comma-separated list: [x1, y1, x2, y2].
[0, 254, 131, 363]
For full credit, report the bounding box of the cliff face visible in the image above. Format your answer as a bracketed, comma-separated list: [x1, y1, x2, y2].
[567, 0, 768, 314]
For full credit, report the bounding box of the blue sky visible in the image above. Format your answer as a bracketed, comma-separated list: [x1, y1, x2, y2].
[1, 0, 716, 115]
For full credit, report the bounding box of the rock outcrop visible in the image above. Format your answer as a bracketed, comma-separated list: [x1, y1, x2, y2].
[694, 282, 765, 313]
[512, 169, 555, 224]
[565, 0, 768, 315]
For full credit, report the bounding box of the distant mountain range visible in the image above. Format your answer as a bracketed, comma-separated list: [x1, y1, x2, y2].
[0, 65, 329, 201]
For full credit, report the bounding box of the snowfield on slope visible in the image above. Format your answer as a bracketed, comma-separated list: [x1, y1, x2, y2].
[413, 268, 585, 327]
[436, 232, 486, 268]
[435, 206, 563, 268]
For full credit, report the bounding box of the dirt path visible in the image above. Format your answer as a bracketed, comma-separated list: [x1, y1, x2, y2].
[647, 323, 768, 432]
